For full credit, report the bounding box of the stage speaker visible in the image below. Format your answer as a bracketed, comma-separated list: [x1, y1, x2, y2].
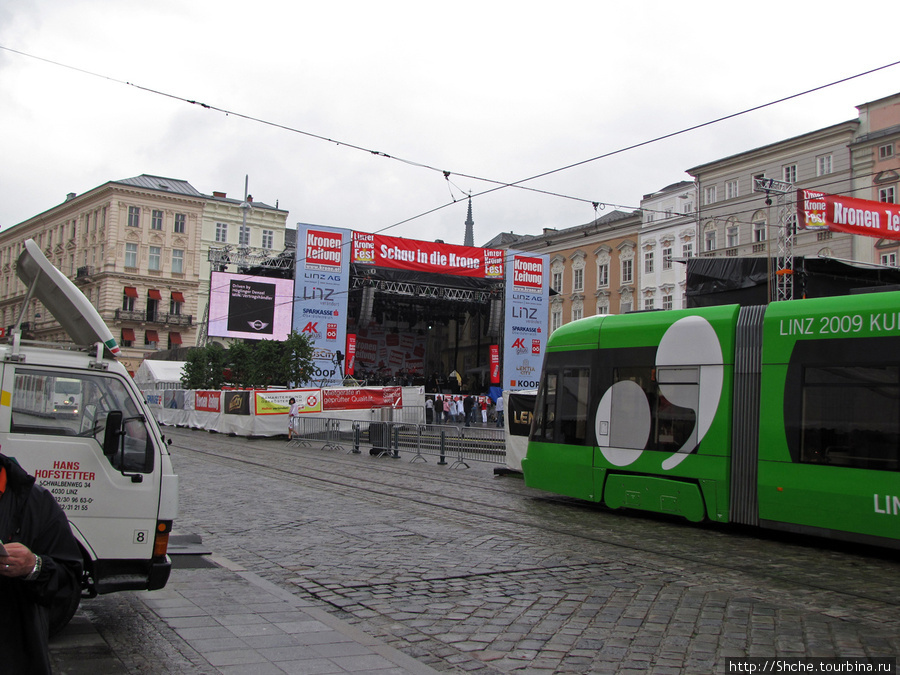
[359, 286, 375, 328]
[486, 298, 502, 336]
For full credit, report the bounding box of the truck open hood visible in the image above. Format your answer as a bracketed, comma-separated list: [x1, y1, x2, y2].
[16, 239, 120, 356]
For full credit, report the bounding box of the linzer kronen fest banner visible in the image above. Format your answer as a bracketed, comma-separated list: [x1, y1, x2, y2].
[798, 190, 900, 240]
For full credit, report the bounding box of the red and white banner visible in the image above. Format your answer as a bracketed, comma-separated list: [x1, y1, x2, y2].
[323, 387, 402, 410]
[194, 391, 222, 413]
[798, 190, 900, 240]
[345, 334, 357, 376]
[490, 345, 500, 384]
[352, 231, 504, 279]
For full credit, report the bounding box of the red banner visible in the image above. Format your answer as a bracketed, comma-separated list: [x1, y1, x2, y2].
[798, 189, 900, 240]
[490, 345, 500, 384]
[323, 386, 402, 410]
[352, 231, 504, 279]
[345, 334, 357, 375]
[194, 391, 221, 412]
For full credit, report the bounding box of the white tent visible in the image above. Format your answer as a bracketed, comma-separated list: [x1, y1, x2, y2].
[134, 361, 186, 390]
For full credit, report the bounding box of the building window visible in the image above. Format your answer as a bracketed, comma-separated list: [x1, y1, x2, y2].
[726, 225, 739, 248]
[170, 296, 183, 315]
[573, 268, 584, 292]
[662, 294, 673, 311]
[620, 301, 633, 314]
[683, 202, 693, 215]
[662, 247, 672, 270]
[572, 306, 583, 322]
[644, 297, 654, 311]
[125, 243, 138, 268]
[880, 186, 896, 203]
[149, 246, 161, 271]
[597, 263, 609, 288]
[597, 304, 609, 316]
[704, 227, 717, 252]
[151, 210, 163, 230]
[239, 225, 251, 246]
[621, 259, 633, 284]
[127, 206, 141, 228]
[881, 252, 898, 267]
[783, 164, 797, 183]
[682, 242, 693, 259]
[215, 222, 228, 243]
[122, 290, 135, 312]
[551, 309, 562, 332]
[753, 214, 767, 242]
[261, 229, 274, 249]
[174, 213, 186, 233]
[704, 185, 717, 205]
[172, 249, 184, 274]
[644, 251, 654, 274]
[879, 143, 895, 160]
[817, 154, 832, 176]
[726, 180, 739, 200]
[551, 271, 562, 292]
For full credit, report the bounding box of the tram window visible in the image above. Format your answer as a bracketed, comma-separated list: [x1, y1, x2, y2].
[532, 367, 592, 445]
[611, 366, 696, 452]
[799, 365, 899, 471]
[11, 369, 154, 474]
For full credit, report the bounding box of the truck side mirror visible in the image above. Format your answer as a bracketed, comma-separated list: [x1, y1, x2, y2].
[103, 410, 124, 457]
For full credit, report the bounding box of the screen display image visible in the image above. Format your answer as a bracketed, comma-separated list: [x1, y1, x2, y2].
[208, 272, 294, 341]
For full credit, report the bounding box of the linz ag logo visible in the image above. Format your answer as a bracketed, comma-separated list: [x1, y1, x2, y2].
[326, 323, 337, 340]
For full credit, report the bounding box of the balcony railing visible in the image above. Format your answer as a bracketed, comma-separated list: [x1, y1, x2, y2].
[115, 309, 146, 322]
[114, 310, 192, 326]
[162, 313, 193, 326]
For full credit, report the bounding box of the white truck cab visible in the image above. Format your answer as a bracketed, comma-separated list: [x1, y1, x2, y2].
[2, 240, 178, 625]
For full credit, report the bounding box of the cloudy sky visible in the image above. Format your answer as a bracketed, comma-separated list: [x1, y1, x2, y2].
[2, 1, 899, 247]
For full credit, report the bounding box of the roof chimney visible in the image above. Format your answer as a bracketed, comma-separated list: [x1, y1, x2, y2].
[65, 192, 76, 201]
[213, 191, 227, 198]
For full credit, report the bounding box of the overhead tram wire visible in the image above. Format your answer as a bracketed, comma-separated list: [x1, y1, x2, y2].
[3, 44, 899, 234]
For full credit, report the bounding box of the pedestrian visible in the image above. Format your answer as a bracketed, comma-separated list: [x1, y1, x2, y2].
[425, 396, 434, 425]
[463, 395, 474, 427]
[495, 393, 504, 428]
[443, 395, 451, 424]
[481, 396, 488, 424]
[0, 449, 83, 674]
[287, 397, 300, 440]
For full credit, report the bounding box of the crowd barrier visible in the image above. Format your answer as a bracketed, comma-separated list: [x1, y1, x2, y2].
[288, 417, 506, 467]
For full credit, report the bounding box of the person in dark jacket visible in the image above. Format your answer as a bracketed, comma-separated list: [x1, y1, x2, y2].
[0, 452, 83, 674]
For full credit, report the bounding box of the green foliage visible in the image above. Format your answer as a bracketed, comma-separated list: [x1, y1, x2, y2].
[180, 332, 315, 390]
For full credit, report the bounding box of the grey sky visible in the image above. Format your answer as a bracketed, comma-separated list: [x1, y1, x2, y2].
[2, 0, 898, 246]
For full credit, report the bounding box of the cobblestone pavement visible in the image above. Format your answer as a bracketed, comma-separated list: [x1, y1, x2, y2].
[54, 428, 900, 674]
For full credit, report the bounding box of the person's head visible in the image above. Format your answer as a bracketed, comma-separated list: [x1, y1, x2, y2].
[289, 398, 296, 404]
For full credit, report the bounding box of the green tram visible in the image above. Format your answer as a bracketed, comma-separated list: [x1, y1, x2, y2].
[523, 291, 900, 548]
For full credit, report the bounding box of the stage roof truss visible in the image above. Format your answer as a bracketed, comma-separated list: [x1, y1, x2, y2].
[351, 276, 502, 303]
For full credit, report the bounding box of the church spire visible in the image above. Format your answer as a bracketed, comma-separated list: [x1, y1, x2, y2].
[464, 194, 474, 247]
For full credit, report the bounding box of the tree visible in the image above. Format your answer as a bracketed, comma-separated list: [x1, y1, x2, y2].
[179, 332, 314, 390]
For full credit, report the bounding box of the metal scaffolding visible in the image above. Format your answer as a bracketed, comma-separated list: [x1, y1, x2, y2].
[753, 177, 795, 301]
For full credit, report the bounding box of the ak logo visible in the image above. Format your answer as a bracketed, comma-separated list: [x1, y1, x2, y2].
[594, 316, 724, 471]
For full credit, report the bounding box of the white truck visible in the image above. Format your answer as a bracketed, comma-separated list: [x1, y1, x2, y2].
[5, 239, 179, 630]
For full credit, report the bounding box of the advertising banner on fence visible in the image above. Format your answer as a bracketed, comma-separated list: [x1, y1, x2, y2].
[503, 251, 549, 392]
[351, 231, 505, 279]
[254, 389, 322, 415]
[195, 391, 221, 413]
[224, 391, 252, 415]
[294, 224, 352, 387]
[798, 189, 900, 240]
[323, 386, 402, 410]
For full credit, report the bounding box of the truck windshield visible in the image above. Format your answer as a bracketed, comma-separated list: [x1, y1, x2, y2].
[11, 368, 154, 473]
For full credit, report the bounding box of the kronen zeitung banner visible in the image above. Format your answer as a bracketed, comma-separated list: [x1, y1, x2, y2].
[798, 190, 900, 240]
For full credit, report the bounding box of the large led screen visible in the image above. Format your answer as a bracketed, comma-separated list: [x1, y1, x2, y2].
[208, 272, 294, 341]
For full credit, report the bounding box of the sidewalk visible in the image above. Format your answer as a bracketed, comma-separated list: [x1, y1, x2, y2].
[51, 552, 440, 675]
